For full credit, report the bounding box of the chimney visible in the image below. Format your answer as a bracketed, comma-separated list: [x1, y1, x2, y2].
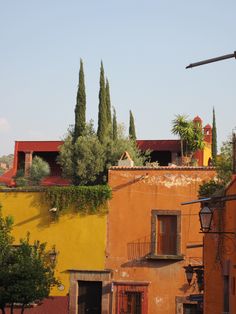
[118, 151, 134, 167]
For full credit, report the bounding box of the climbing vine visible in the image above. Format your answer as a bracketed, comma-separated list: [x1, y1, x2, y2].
[44, 185, 112, 214]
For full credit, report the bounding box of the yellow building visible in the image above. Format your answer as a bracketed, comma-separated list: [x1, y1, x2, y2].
[0, 190, 109, 313]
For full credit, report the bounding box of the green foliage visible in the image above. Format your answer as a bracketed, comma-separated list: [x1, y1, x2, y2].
[97, 61, 107, 143]
[212, 107, 217, 164]
[215, 137, 232, 185]
[45, 185, 112, 214]
[129, 110, 136, 141]
[171, 114, 204, 158]
[198, 136, 233, 198]
[198, 179, 224, 198]
[58, 122, 105, 185]
[59, 121, 146, 185]
[105, 78, 112, 128]
[112, 107, 118, 141]
[29, 156, 50, 185]
[0, 208, 58, 313]
[74, 59, 86, 141]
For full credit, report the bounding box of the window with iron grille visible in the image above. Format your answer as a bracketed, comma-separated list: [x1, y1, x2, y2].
[151, 210, 181, 256]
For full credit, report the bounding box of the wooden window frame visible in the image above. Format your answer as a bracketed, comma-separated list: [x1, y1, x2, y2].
[150, 210, 182, 259]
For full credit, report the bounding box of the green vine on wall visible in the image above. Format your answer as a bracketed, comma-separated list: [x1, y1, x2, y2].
[44, 185, 112, 214]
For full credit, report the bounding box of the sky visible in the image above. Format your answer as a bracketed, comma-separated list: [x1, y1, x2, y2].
[1, 1, 236, 155]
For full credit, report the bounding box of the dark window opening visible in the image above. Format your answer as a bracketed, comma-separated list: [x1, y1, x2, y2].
[150, 151, 172, 166]
[78, 280, 102, 314]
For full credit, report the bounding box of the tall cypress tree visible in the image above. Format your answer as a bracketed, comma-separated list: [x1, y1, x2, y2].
[105, 78, 112, 127]
[97, 61, 107, 143]
[74, 59, 86, 143]
[212, 107, 217, 164]
[129, 110, 137, 141]
[112, 107, 117, 141]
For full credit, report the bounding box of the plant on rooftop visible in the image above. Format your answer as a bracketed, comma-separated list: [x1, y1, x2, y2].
[44, 185, 112, 214]
[198, 136, 233, 198]
[129, 110, 137, 141]
[29, 156, 50, 185]
[171, 114, 205, 162]
[58, 61, 146, 185]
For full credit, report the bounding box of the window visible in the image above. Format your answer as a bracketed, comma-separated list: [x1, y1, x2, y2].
[151, 210, 181, 258]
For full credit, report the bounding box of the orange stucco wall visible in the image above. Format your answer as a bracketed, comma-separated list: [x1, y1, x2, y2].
[204, 177, 236, 314]
[107, 167, 215, 314]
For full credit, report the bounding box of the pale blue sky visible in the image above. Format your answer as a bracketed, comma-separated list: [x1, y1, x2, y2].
[1, 1, 236, 155]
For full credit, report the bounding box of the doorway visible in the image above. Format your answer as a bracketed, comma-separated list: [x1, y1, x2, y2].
[78, 281, 102, 314]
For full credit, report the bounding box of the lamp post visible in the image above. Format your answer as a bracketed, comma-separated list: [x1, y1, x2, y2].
[199, 205, 213, 233]
[186, 51, 236, 69]
[184, 264, 204, 292]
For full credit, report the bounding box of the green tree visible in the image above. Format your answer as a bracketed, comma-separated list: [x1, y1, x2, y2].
[74, 59, 86, 141]
[58, 122, 106, 185]
[171, 114, 204, 160]
[0, 208, 58, 314]
[212, 107, 217, 164]
[97, 62, 107, 143]
[198, 136, 233, 197]
[129, 110, 137, 141]
[29, 156, 50, 185]
[105, 78, 112, 129]
[112, 107, 118, 141]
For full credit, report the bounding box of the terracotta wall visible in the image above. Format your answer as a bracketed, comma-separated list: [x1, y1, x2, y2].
[107, 167, 215, 314]
[204, 178, 236, 314]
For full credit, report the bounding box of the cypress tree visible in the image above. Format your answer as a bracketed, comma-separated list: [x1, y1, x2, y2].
[129, 110, 137, 141]
[74, 59, 86, 142]
[112, 107, 118, 141]
[97, 61, 107, 143]
[212, 107, 217, 164]
[105, 78, 112, 127]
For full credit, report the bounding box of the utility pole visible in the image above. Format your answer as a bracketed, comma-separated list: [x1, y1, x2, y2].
[186, 51, 236, 69]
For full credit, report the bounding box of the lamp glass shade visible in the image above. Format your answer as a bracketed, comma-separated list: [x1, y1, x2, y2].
[199, 206, 213, 232]
[184, 264, 194, 285]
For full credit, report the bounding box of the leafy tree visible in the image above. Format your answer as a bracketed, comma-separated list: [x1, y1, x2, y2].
[212, 107, 217, 165]
[112, 107, 118, 141]
[59, 122, 146, 185]
[171, 114, 204, 159]
[198, 136, 233, 197]
[29, 156, 50, 185]
[104, 123, 146, 170]
[58, 122, 105, 185]
[0, 207, 58, 314]
[171, 114, 192, 159]
[97, 62, 107, 143]
[74, 59, 86, 141]
[105, 78, 112, 129]
[215, 137, 232, 186]
[129, 110, 137, 141]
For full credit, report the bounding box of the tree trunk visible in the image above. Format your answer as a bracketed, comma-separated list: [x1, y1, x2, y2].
[10, 303, 14, 314]
[0, 306, 6, 314]
[21, 304, 25, 314]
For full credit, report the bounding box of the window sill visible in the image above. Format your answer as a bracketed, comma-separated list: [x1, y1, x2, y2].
[146, 254, 184, 261]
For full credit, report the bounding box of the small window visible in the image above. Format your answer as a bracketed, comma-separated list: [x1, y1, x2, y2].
[151, 210, 181, 257]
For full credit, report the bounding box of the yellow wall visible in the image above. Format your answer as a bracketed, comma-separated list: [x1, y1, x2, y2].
[203, 142, 212, 166]
[0, 191, 107, 297]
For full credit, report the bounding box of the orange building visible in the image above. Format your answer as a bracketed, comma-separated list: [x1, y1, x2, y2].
[106, 166, 215, 314]
[201, 175, 236, 314]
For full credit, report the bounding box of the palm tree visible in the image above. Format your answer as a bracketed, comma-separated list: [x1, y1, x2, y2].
[171, 115, 193, 159]
[171, 115, 204, 164]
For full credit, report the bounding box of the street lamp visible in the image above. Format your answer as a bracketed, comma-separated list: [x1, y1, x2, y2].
[184, 264, 204, 292]
[186, 51, 236, 69]
[199, 205, 213, 233]
[49, 246, 57, 264]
